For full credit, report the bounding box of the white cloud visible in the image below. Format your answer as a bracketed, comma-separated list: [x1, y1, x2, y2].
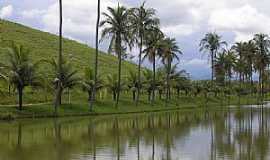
[162, 24, 197, 37]
[21, 9, 46, 19]
[208, 5, 270, 41]
[14, 0, 270, 78]
[42, 0, 118, 45]
[0, 5, 13, 19]
[183, 58, 208, 68]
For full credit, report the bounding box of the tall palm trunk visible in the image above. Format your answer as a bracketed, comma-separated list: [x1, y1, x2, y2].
[151, 53, 156, 105]
[250, 66, 253, 85]
[132, 90, 136, 101]
[18, 87, 23, 111]
[165, 59, 171, 106]
[54, 0, 63, 116]
[90, 0, 101, 111]
[259, 69, 263, 96]
[211, 50, 214, 82]
[115, 36, 122, 108]
[136, 34, 143, 106]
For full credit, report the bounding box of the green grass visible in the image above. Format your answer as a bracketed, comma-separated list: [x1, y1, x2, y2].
[0, 94, 264, 120]
[0, 20, 138, 75]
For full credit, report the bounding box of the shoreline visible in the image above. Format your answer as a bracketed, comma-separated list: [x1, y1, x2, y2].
[0, 96, 265, 121]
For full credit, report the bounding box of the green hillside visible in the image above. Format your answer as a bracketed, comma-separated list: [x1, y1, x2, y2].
[0, 20, 137, 75]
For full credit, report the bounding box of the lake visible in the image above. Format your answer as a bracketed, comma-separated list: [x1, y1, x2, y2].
[0, 106, 269, 160]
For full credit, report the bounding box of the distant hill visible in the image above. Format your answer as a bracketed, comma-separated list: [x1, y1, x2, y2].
[0, 20, 138, 76]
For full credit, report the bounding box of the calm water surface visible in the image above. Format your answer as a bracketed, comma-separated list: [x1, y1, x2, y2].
[1, 106, 270, 160]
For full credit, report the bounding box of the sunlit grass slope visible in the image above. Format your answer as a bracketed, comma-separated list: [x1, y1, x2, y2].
[0, 20, 137, 75]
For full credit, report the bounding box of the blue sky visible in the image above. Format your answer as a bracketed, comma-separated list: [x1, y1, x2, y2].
[1, 0, 270, 79]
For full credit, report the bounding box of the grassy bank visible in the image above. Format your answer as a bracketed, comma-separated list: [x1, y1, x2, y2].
[0, 94, 265, 120]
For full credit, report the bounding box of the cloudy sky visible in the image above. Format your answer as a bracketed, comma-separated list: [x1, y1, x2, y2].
[1, 0, 270, 79]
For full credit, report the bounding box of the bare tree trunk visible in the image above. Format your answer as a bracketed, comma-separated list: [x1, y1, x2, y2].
[113, 91, 116, 101]
[132, 90, 136, 102]
[211, 50, 214, 81]
[55, 0, 63, 116]
[90, 0, 101, 111]
[151, 54, 156, 105]
[115, 36, 122, 108]
[54, 86, 62, 116]
[165, 60, 171, 106]
[18, 87, 23, 111]
[136, 34, 143, 106]
[8, 84, 11, 96]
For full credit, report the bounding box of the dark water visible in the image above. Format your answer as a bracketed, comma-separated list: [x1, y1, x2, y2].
[0, 106, 270, 160]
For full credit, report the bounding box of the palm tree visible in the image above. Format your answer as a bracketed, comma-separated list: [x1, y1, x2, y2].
[253, 34, 270, 96]
[90, 0, 101, 111]
[215, 52, 226, 85]
[143, 70, 153, 101]
[243, 40, 257, 84]
[156, 68, 165, 100]
[130, 2, 159, 106]
[49, 58, 80, 107]
[2, 44, 40, 110]
[126, 70, 138, 102]
[54, 0, 63, 115]
[105, 74, 121, 101]
[143, 27, 163, 105]
[82, 67, 103, 103]
[169, 64, 190, 98]
[223, 49, 236, 85]
[232, 42, 248, 82]
[100, 5, 132, 108]
[199, 32, 227, 81]
[160, 38, 182, 106]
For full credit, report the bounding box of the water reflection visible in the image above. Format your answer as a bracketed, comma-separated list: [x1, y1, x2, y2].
[1, 107, 270, 159]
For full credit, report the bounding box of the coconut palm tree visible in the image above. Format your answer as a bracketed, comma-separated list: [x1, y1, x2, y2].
[2, 44, 40, 110]
[100, 5, 132, 108]
[253, 34, 270, 96]
[126, 70, 138, 102]
[223, 49, 236, 85]
[156, 68, 165, 100]
[232, 42, 248, 82]
[160, 38, 182, 106]
[143, 70, 153, 101]
[168, 64, 190, 98]
[90, 0, 101, 111]
[82, 67, 103, 103]
[215, 52, 226, 85]
[54, 0, 63, 114]
[143, 27, 164, 105]
[199, 32, 227, 81]
[49, 58, 80, 107]
[130, 2, 159, 106]
[243, 40, 257, 84]
[105, 74, 121, 101]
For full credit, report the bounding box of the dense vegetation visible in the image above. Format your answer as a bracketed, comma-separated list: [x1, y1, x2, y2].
[0, 2, 269, 119]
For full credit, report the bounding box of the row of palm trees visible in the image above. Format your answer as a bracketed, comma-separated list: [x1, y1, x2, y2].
[0, 2, 183, 113]
[82, 65, 189, 103]
[2, 0, 270, 114]
[90, 3, 182, 108]
[0, 41, 188, 110]
[204, 32, 270, 96]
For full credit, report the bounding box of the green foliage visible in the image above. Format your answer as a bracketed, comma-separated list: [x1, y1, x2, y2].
[81, 67, 103, 100]
[2, 43, 40, 89]
[48, 58, 80, 91]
